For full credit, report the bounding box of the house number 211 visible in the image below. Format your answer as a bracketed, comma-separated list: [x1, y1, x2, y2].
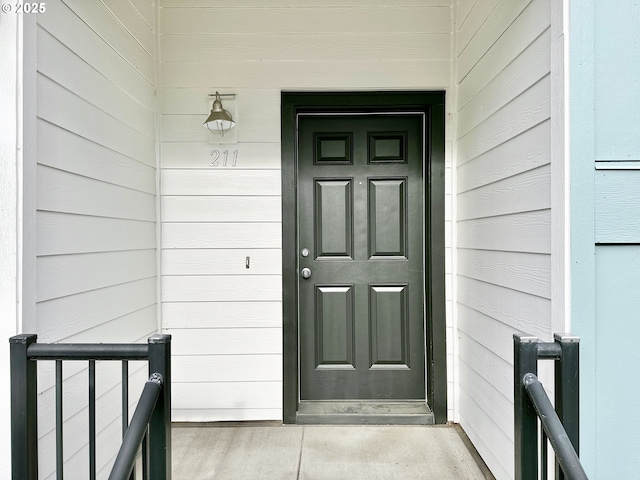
[210, 149, 238, 167]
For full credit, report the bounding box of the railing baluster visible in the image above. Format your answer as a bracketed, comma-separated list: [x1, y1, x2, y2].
[514, 334, 585, 480]
[122, 361, 135, 480]
[122, 360, 129, 437]
[142, 430, 148, 480]
[89, 360, 96, 480]
[9, 334, 39, 480]
[554, 334, 580, 480]
[148, 335, 172, 480]
[514, 335, 539, 480]
[56, 360, 64, 480]
[541, 427, 548, 480]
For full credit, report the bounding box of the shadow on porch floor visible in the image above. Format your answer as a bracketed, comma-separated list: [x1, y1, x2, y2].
[171, 423, 494, 479]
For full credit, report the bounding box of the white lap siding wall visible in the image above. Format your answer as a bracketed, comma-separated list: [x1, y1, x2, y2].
[454, 0, 553, 478]
[34, 0, 158, 477]
[158, 0, 454, 422]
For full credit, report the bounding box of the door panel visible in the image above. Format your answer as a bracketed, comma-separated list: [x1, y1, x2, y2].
[298, 114, 425, 401]
[315, 285, 355, 367]
[369, 285, 409, 367]
[315, 180, 353, 258]
[369, 178, 407, 258]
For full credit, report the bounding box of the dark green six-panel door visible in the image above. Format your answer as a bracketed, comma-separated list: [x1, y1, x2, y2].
[298, 114, 426, 400]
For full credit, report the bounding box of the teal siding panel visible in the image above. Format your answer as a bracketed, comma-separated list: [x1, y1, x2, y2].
[594, 1, 640, 161]
[595, 246, 640, 478]
[569, 0, 597, 475]
[595, 170, 640, 243]
[573, 2, 640, 477]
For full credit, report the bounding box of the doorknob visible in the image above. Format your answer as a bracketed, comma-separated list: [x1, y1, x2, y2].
[301, 267, 312, 279]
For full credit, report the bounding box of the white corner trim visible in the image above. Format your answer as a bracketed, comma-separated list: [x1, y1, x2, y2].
[550, 0, 571, 336]
[0, 11, 21, 476]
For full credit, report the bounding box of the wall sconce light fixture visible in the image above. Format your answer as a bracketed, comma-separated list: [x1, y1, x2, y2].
[203, 92, 236, 137]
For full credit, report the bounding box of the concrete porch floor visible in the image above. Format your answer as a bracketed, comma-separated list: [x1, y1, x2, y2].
[171, 424, 493, 479]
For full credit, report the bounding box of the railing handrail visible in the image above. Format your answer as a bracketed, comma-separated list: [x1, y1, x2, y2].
[109, 373, 164, 480]
[514, 333, 585, 480]
[26, 342, 150, 360]
[10, 334, 172, 480]
[523, 373, 588, 480]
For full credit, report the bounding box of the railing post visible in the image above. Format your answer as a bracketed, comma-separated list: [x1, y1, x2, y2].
[148, 334, 172, 479]
[10, 334, 38, 480]
[514, 334, 539, 480]
[554, 333, 580, 480]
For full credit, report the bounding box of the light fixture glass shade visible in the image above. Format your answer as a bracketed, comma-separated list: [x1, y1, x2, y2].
[203, 91, 236, 137]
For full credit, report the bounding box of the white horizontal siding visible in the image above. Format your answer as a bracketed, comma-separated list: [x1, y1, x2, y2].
[37, 250, 157, 302]
[162, 60, 450, 90]
[162, 170, 281, 196]
[163, 223, 282, 249]
[162, 113, 282, 143]
[162, 302, 281, 329]
[160, 7, 451, 35]
[60, 0, 154, 82]
[455, 0, 499, 58]
[160, 0, 450, 5]
[161, 33, 451, 62]
[37, 165, 156, 222]
[162, 276, 281, 303]
[454, 0, 552, 477]
[457, 211, 551, 254]
[172, 409, 282, 423]
[162, 197, 281, 223]
[170, 328, 282, 356]
[457, 165, 551, 221]
[457, 278, 551, 340]
[38, 74, 155, 164]
[161, 141, 282, 169]
[36, 278, 156, 341]
[37, 212, 156, 256]
[172, 382, 282, 410]
[457, 0, 550, 108]
[456, 250, 550, 299]
[163, 249, 281, 276]
[37, 28, 155, 139]
[35, 0, 157, 477]
[39, 120, 156, 194]
[457, 120, 550, 194]
[131, 0, 155, 30]
[173, 355, 282, 383]
[39, 0, 155, 109]
[459, 358, 513, 443]
[457, 75, 551, 166]
[457, 30, 551, 138]
[458, 403, 511, 480]
[160, 1, 452, 423]
[100, 0, 155, 55]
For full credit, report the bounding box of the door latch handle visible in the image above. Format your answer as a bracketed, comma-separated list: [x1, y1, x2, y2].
[301, 267, 312, 279]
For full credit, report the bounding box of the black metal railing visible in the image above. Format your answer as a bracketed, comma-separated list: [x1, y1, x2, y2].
[514, 333, 587, 480]
[10, 334, 172, 480]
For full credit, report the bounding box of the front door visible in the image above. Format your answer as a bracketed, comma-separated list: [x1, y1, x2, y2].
[297, 113, 426, 400]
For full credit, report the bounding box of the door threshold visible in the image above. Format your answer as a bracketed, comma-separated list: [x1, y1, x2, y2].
[296, 400, 434, 425]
